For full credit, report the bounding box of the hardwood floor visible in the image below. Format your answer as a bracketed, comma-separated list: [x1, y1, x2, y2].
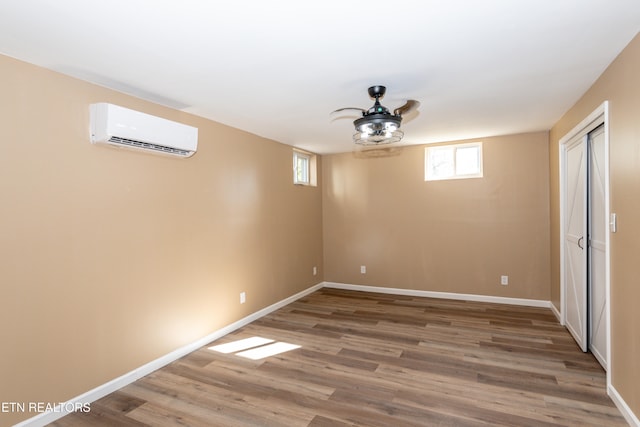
[50, 288, 626, 426]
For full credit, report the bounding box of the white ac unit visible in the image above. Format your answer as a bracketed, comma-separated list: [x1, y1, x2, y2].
[90, 103, 198, 158]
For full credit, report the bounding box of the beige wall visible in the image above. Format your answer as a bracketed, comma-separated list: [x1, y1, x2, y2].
[322, 132, 550, 300]
[0, 55, 323, 425]
[550, 32, 640, 420]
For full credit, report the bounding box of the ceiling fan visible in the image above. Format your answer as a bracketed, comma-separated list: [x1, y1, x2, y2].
[333, 85, 419, 146]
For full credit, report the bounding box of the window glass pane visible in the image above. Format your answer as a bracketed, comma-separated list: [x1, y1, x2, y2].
[455, 146, 479, 175]
[298, 157, 308, 182]
[429, 147, 454, 179]
[294, 152, 309, 184]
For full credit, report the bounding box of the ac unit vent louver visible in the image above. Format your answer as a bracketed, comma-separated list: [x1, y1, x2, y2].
[90, 103, 198, 158]
[107, 136, 191, 157]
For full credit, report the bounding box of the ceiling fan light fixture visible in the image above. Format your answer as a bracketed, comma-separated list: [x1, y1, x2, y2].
[333, 85, 419, 147]
[353, 113, 403, 145]
[353, 128, 403, 145]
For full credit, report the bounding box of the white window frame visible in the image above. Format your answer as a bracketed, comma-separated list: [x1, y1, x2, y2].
[293, 151, 309, 185]
[425, 142, 483, 181]
[293, 150, 318, 186]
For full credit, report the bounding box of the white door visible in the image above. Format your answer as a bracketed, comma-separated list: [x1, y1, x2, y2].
[560, 103, 609, 373]
[564, 137, 588, 352]
[588, 125, 607, 369]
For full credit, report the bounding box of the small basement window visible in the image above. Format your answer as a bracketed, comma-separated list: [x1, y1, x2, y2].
[293, 149, 317, 186]
[425, 142, 483, 181]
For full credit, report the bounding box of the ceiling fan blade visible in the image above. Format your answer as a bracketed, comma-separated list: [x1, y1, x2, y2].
[393, 100, 420, 116]
[331, 107, 366, 114]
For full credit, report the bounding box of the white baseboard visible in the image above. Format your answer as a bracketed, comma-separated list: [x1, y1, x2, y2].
[15, 282, 324, 427]
[609, 384, 640, 427]
[550, 302, 562, 323]
[322, 281, 552, 308]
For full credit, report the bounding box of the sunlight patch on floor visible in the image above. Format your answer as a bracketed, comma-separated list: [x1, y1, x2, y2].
[208, 336, 274, 354]
[236, 341, 301, 360]
[208, 336, 300, 360]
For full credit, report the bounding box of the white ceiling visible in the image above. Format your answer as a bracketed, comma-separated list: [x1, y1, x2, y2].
[1, 1, 639, 154]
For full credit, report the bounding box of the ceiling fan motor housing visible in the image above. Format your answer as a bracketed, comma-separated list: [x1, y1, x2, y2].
[354, 113, 402, 133]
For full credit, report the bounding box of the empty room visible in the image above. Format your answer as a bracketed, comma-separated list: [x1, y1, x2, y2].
[1, 1, 639, 426]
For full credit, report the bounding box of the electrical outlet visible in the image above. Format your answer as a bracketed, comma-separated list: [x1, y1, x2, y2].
[501, 276, 509, 286]
[313, 266, 317, 276]
[240, 292, 246, 304]
[361, 265, 366, 274]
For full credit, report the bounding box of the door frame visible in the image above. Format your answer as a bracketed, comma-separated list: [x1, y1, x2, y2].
[559, 101, 610, 378]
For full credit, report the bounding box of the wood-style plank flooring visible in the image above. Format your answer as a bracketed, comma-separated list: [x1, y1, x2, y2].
[50, 288, 626, 426]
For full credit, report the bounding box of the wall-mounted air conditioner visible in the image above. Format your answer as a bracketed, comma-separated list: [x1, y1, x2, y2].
[90, 103, 198, 158]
